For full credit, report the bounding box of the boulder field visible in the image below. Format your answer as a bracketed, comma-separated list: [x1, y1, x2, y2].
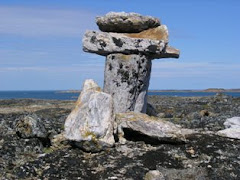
[1, 95, 240, 179]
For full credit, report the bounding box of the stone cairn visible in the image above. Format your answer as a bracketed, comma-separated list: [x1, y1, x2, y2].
[64, 12, 186, 152]
[84, 12, 179, 114]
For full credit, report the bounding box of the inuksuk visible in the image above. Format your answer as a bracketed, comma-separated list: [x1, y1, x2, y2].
[83, 12, 179, 113]
[64, 12, 186, 152]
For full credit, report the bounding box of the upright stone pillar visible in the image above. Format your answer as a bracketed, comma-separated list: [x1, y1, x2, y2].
[82, 12, 180, 114]
[104, 53, 152, 113]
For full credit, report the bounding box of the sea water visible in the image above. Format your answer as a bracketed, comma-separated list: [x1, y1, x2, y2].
[0, 91, 240, 100]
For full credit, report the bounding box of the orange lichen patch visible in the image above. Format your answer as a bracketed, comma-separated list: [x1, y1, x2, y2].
[124, 25, 168, 42]
[116, 112, 159, 122]
[119, 54, 132, 61]
[95, 87, 102, 92]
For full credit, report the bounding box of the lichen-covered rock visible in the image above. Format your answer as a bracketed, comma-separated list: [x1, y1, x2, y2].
[83, 30, 166, 57]
[96, 12, 160, 33]
[125, 25, 168, 42]
[116, 112, 191, 144]
[51, 133, 69, 150]
[83, 30, 179, 59]
[104, 53, 151, 113]
[15, 114, 48, 139]
[64, 79, 115, 152]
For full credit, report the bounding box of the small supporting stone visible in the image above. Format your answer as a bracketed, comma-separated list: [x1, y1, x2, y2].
[103, 53, 152, 113]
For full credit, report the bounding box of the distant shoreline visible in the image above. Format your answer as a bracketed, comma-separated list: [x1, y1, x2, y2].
[58, 88, 240, 93]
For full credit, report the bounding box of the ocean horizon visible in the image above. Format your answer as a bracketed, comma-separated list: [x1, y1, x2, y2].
[0, 90, 240, 100]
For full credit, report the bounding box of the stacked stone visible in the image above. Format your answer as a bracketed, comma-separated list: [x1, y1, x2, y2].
[64, 12, 183, 152]
[83, 12, 179, 113]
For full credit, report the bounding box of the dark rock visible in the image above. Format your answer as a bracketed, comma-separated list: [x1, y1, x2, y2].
[148, 95, 240, 131]
[1, 97, 240, 179]
[10, 134, 240, 180]
[146, 103, 158, 117]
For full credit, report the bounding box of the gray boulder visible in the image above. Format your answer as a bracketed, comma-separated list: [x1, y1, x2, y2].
[64, 79, 115, 152]
[223, 117, 240, 128]
[217, 117, 240, 140]
[144, 170, 165, 180]
[104, 53, 151, 113]
[96, 12, 160, 33]
[15, 114, 47, 139]
[116, 112, 191, 144]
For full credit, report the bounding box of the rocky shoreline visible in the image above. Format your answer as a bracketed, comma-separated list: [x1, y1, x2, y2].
[1, 11, 240, 180]
[0, 94, 240, 179]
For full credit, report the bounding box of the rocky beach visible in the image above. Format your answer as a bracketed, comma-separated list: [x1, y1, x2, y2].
[0, 94, 240, 179]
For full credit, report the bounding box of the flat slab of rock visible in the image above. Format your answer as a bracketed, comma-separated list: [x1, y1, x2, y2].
[64, 79, 115, 152]
[217, 117, 240, 140]
[104, 53, 151, 113]
[217, 128, 240, 140]
[96, 12, 160, 33]
[83, 31, 179, 59]
[125, 25, 168, 42]
[116, 112, 190, 144]
[155, 46, 180, 59]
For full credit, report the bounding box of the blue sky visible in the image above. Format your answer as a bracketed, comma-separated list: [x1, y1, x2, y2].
[0, 0, 239, 90]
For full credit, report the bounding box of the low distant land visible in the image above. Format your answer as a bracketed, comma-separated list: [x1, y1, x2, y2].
[58, 88, 240, 93]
